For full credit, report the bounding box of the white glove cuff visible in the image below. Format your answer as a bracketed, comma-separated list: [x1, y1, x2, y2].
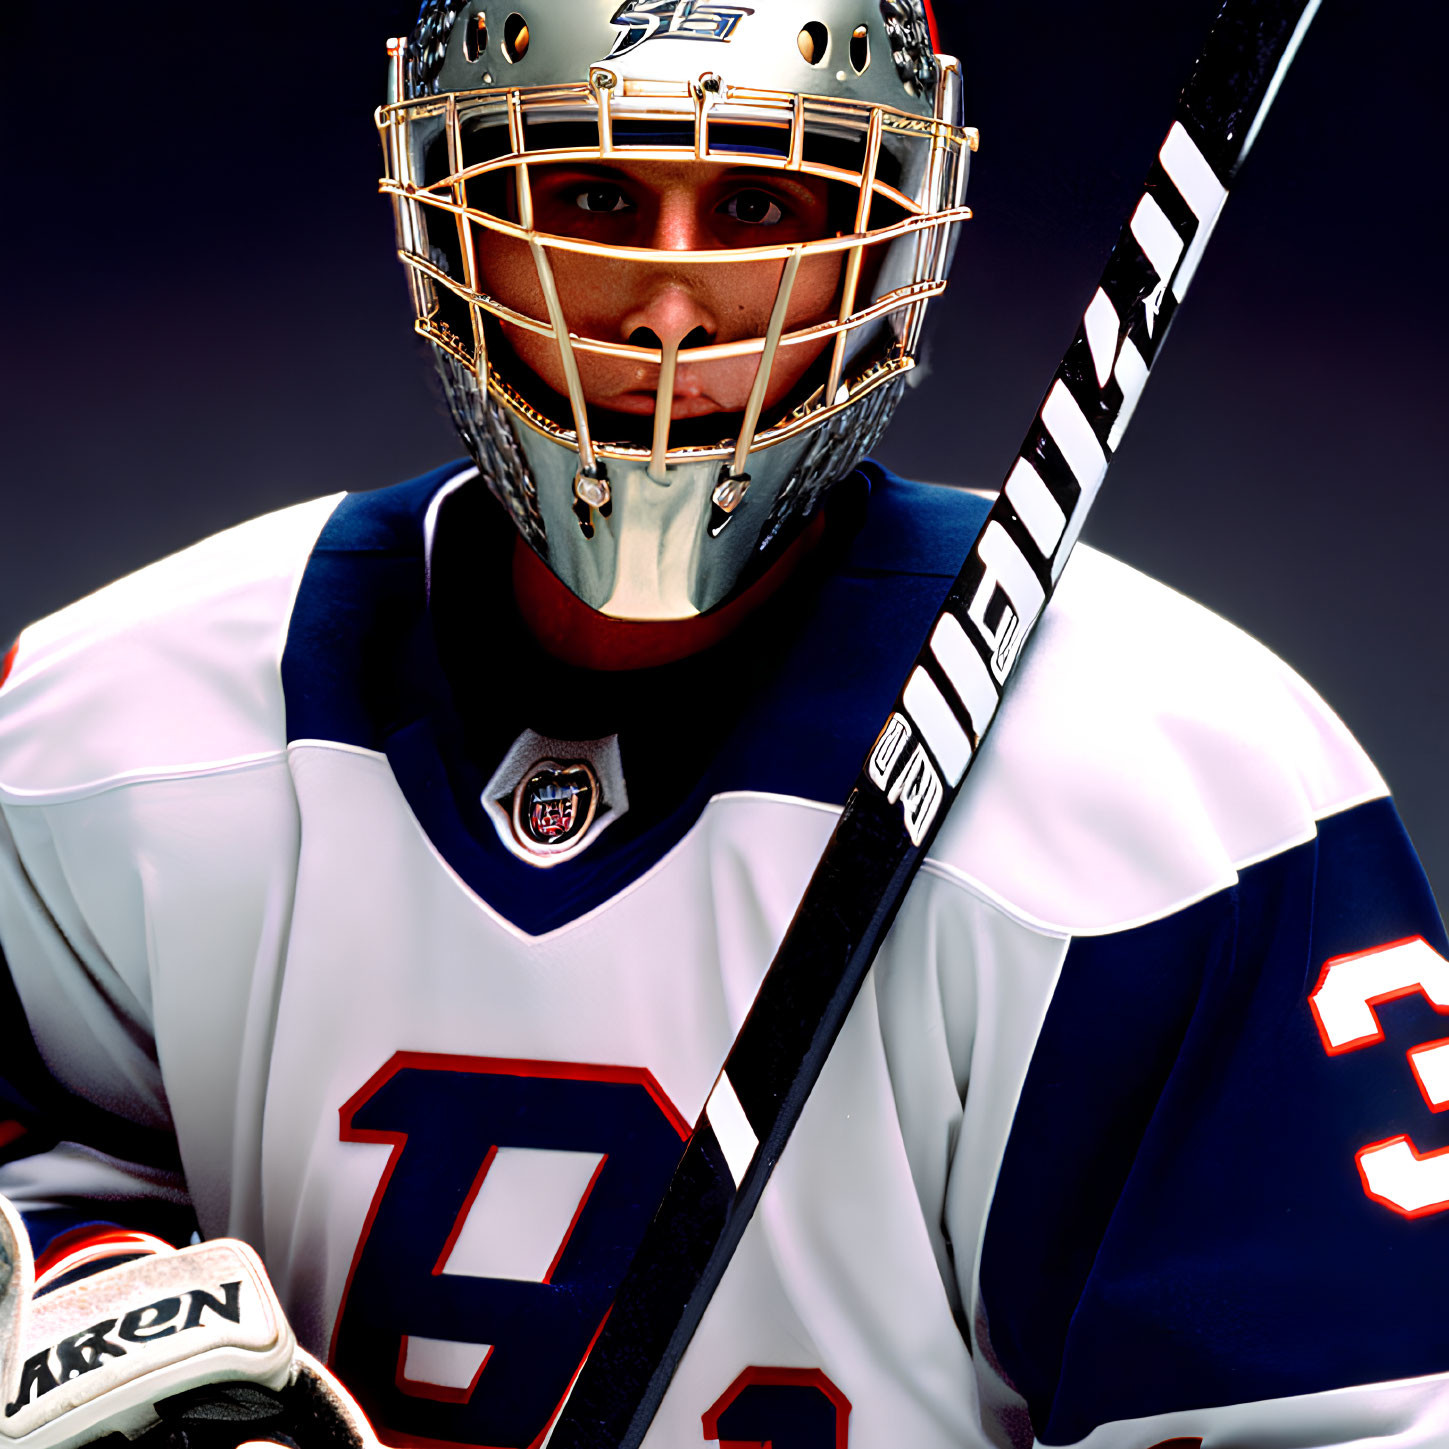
[1, 1197, 294, 1449]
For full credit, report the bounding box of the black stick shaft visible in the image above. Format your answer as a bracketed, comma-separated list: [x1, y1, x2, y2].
[549, 3, 1321, 1444]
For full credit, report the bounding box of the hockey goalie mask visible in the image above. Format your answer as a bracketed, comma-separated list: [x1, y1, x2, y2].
[380, 0, 974, 617]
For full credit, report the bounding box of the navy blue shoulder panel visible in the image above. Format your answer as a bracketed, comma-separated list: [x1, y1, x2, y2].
[283, 462, 461, 750]
[280, 461, 989, 935]
[980, 796, 1449, 1443]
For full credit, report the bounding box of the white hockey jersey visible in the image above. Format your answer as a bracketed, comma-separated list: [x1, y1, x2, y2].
[1, 461, 1446, 1449]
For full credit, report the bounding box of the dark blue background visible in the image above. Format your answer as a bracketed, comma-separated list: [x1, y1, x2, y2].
[2, 2, 1443, 898]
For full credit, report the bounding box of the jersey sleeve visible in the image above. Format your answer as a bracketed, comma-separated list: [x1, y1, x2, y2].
[0, 805, 196, 1255]
[973, 794, 1449, 1446]
[0, 494, 341, 1259]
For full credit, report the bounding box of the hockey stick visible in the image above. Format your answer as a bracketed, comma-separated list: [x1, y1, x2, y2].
[548, 3, 1322, 1444]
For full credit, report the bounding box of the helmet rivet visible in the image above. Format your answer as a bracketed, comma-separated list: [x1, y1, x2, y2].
[575, 470, 611, 510]
[712, 472, 750, 514]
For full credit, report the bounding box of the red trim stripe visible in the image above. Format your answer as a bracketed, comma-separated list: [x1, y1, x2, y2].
[921, 0, 941, 53]
[0, 1120, 25, 1152]
[33, 1226, 170, 1280]
[430, 1144, 499, 1277]
[0, 642, 16, 691]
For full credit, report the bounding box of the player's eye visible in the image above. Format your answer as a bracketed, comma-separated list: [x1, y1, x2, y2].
[719, 189, 785, 226]
[574, 184, 633, 215]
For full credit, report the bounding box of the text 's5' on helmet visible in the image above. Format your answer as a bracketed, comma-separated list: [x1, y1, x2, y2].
[379, 0, 975, 618]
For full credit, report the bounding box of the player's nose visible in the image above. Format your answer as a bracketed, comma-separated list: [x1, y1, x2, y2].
[618, 287, 718, 353]
[616, 188, 723, 349]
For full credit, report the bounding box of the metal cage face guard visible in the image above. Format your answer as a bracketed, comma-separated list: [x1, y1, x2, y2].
[380, 0, 974, 617]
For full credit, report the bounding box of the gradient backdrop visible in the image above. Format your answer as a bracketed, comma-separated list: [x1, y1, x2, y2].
[2, 3, 1445, 896]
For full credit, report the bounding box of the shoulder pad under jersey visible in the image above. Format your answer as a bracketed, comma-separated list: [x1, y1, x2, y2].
[0, 497, 342, 801]
[925, 544, 1387, 934]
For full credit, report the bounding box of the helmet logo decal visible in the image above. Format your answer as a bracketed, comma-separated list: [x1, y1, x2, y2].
[606, 0, 756, 59]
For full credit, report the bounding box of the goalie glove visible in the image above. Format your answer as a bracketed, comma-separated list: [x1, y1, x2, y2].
[0, 1196, 377, 1449]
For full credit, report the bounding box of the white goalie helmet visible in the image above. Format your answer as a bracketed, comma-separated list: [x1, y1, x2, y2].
[379, 0, 974, 618]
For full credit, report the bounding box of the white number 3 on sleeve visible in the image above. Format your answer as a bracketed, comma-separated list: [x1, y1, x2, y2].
[1309, 936, 1449, 1217]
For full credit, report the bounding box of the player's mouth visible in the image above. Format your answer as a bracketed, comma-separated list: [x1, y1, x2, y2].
[608, 379, 733, 420]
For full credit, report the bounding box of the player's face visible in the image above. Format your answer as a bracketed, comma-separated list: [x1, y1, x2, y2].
[475, 160, 845, 423]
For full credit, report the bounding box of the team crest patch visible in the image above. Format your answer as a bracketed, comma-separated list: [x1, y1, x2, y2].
[607, 0, 755, 59]
[481, 730, 629, 868]
[514, 760, 599, 852]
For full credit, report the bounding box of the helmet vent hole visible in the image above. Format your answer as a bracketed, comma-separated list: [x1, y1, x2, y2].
[797, 22, 829, 65]
[502, 13, 530, 62]
[463, 12, 487, 63]
[850, 25, 870, 72]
